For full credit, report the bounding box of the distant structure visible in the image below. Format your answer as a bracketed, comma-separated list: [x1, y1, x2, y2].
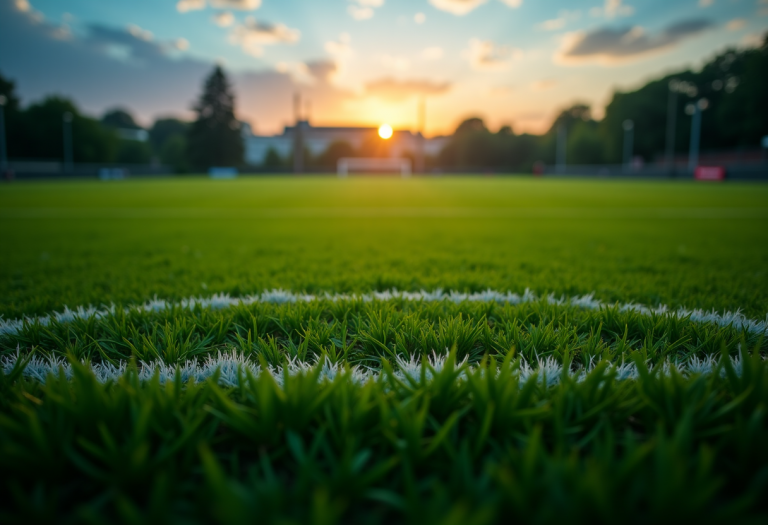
[243, 121, 448, 170]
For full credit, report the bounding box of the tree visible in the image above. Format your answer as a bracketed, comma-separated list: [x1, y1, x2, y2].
[567, 121, 604, 165]
[14, 96, 118, 162]
[0, 72, 21, 114]
[262, 147, 284, 170]
[0, 72, 23, 160]
[314, 141, 354, 170]
[161, 134, 190, 173]
[600, 33, 768, 161]
[149, 118, 189, 153]
[186, 66, 244, 170]
[101, 108, 141, 129]
[116, 140, 153, 164]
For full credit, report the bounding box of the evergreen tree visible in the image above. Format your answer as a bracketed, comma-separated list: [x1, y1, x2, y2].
[186, 66, 243, 170]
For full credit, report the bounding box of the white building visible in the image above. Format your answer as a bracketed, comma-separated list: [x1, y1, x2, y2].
[243, 121, 449, 166]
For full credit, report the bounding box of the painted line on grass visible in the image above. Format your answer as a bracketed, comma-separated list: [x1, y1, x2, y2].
[1, 289, 766, 337]
[0, 350, 746, 387]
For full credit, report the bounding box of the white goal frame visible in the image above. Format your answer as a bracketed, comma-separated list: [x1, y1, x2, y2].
[337, 157, 412, 178]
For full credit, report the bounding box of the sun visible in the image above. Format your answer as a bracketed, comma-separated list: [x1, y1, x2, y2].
[378, 124, 393, 140]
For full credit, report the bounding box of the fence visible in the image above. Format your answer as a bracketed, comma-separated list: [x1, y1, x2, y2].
[540, 163, 768, 181]
[5, 160, 172, 180]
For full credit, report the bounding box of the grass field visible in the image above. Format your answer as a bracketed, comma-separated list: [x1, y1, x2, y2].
[1, 177, 768, 524]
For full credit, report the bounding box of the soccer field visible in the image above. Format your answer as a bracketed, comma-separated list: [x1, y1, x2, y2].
[1, 177, 768, 524]
[2, 177, 767, 316]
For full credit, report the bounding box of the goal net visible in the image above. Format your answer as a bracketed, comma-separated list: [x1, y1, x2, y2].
[337, 157, 412, 178]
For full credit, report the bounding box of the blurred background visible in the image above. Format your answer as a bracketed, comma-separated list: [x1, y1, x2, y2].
[0, 0, 767, 179]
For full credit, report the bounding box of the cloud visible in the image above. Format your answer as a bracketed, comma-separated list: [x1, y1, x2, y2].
[127, 24, 153, 42]
[87, 24, 191, 63]
[177, 0, 261, 12]
[539, 10, 581, 31]
[489, 84, 515, 96]
[348, 0, 384, 20]
[323, 33, 355, 86]
[211, 0, 261, 8]
[742, 32, 765, 47]
[14, 0, 43, 22]
[348, 6, 374, 20]
[421, 46, 444, 60]
[429, 0, 486, 15]
[539, 18, 566, 31]
[590, 0, 634, 19]
[726, 19, 746, 31]
[325, 33, 353, 59]
[428, 0, 522, 16]
[365, 78, 451, 101]
[463, 38, 522, 70]
[213, 11, 235, 27]
[230, 16, 300, 57]
[0, 3, 354, 134]
[0, 2, 208, 122]
[177, 0, 206, 12]
[380, 54, 410, 71]
[414, 12, 426, 24]
[530, 79, 557, 91]
[698, 0, 714, 6]
[557, 19, 715, 64]
[275, 62, 317, 85]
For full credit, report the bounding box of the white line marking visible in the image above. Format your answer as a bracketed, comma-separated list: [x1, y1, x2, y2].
[1, 351, 746, 386]
[1, 289, 766, 337]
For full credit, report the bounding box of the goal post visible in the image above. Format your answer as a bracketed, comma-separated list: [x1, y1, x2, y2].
[337, 157, 412, 178]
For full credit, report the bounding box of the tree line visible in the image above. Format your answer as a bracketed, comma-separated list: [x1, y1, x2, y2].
[436, 34, 767, 171]
[1, 34, 765, 173]
[0, 66, 241, 173]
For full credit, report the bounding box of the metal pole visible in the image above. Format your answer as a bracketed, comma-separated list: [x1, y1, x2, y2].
[665, 83, 678, 175]
[416, 96, 425, 174]
[688, 103, 702, 174]
[63, 112, 74, 173]
[293, 93, 303, 173]
[0, 96, 7, 174]
[762, 136, 768, 163]
[556, 122, 566, 174]
[622, 120, 634, 171]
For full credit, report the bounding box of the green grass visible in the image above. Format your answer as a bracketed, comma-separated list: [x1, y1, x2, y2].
[1, 176, 768, 524]
[1, 177, 767, 317]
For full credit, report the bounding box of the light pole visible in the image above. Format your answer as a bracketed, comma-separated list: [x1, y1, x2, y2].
[556, 122, 567, 174]
[665, 80, 679, 173]
[0, 95, 7, 176]
[416, 95, 426, 174]
[622, 119, 634, 171]
[63, 111, 74, 174]
[686, 99, 708, 173]
[292, 92, 303, 174]
[762, 135, 768, 163]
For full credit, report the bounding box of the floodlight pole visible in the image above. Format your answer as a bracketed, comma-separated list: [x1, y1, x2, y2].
[688, 99, 707, 174]
[556, 122, 567, 174]
[762, 136, 768, 163]
[622, 120, 634, 171]
[63, 112, 74, 174]
[293, 92, 303, 174]
[665, 81, 678, 175]
[416, 95, 426, 174]
[0, 95, 7, 175]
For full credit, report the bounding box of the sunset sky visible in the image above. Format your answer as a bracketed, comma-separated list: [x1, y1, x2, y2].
[1, 0, 766, 136]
